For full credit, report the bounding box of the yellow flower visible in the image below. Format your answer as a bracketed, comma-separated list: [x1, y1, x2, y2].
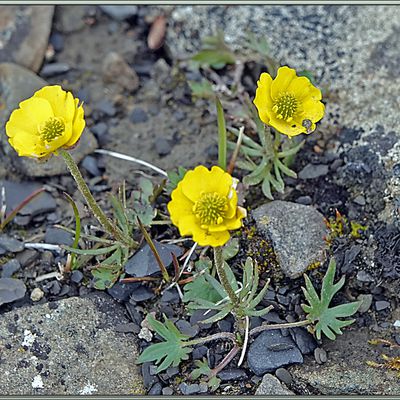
[5, 85, 85, 159]
[253, 66, 325, 137]
[168, 165, 246, 247]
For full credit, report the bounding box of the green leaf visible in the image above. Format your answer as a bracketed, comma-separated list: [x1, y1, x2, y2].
[216, 97, 227, 171]
[91, 248, 124, 290]
[191, 31, 236, 69]
[298, 69, 315, 85]
[62, 243, 119, 256]
[191, 358, 211, 380]
[275, 158, 297, 178]
[183, 274, 222, 308]
[243, 163, 267, 186]
[200, 307, 232, 325]
[188, 79, 215, 99]
[137, 315, 192, 373]
[222, 238, 240, 260]
[301, 258, 361, 340]
[166, 166, 187, 193]
[261, 176, 273, 200]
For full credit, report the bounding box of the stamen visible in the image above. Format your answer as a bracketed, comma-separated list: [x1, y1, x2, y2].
[193, 192, 227, 226]
[39, 117, 65, 142]
[273, 93, 298, 121]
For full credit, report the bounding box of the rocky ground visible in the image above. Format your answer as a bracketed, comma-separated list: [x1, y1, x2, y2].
[0, 4, 400, 395]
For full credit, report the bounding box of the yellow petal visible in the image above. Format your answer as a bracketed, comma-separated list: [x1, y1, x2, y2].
[271, 66, 297, 100]
[301, 98, 325, 123]
[34, 85, 76, 123]
[181, 165, 232, 202]
[65, 101, 85, 147]
[253, 72, 273, 124]
[167, 182, 194, 226]
[19, 97, 54, 126]
[268, 115, 306, 137]
[225, 189, 238, 219]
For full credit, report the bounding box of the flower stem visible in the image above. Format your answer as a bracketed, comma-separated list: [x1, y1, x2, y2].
[249, 319, 310, 337]
[214, 246, 239, 307]
[184, 331, 237, 347]
[59, 149, 132, 247]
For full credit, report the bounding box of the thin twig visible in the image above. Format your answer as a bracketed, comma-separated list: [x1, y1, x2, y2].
[95, 149, 168, 177]
[249, 319, 310, 337]
[25, 243, 62, 252]
[35, 271, 63, 282]
[238, 316, 249, 367]
[227, 126, 244, 175]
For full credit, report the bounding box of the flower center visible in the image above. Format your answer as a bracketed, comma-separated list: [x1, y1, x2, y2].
[272, 93, 298, 122]
[193, 192, 227, 226]
[39, 117, 65, 142]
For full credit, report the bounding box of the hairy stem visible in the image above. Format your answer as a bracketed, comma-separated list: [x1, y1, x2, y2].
[59, 149, 132, 247]
[210, 345, 240, 377]
[249, 319, 310, 337]
[184, 331, 237, 347]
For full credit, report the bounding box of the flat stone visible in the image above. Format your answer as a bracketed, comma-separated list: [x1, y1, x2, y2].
[0, 180, 56, 220]
[44, 227, 74, 246]
[40, 62, 70, 78]
[0, 63, 98, 177]
[217, 369, 248, 382]
[253, 201, 329, 278]
[298, 164, 329, 180]
[99, 5, 138, 21]
[0, 235, 24, 253]
[125, 241, 183, 277]
[357, 294, 373, 313]
[290, 328, 400, 394]
[0, 278, 26, 306]
[247, 330, 303, 376]
[102, 52, 139, 92]
[179, 383, 200, 395]
[375, 300, 390, 311]
[0, 294, 144, 395]
[130, 108, 149, 124]
[1, 259, 21, 278]
[289, 327, 317, 355]
[255, 374, 294, 395]
[0, 6, 54, 72]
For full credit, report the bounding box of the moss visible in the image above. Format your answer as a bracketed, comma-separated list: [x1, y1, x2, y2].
[325, 209, 368, 243]
[129, 375, 146, 395]
[307, 261, 321, 271]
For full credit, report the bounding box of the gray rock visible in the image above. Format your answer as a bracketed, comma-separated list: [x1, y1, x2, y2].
[375, 300, 390, 311]
[0, 6, 54, 72]
[130, 285, 154, 302]
[70, 270, 84, 284]
[179, 383, 200, 395]
[175, 320, 199, 338]
[1, 259, 21, 278]
[255, 374, 294, 395]
[81, 155, 101, 176]
[0, 235, 24, 253]
[125, 241, 183, 277]
[0, 277, 26, 305]
[130, 108, 149, 124]
[289, 327, 317, 355]
[290, 328, 400, 394]
[247, 330, 303, 375]
[0, 181, 56, 221]
[356, 270, 375, 283]
[162, 387, 174, 395]
[155, 138, 172, 156]
[0, 294, 144, 394]
[217, 369, 248, 381]
[102, 52, 139, 92]
[95, 99, 116, 117]
[40, 62, 70, 78]
[314, 347, 328, 364]
[99, 5, 138, 21]
[298, 164, 329, 180]
[55, 6, 86, 34]
[253, 201, 329, 278]
[275, 368, 292, 386]
[0, 63, 98, 177]
[296, 195, 312, 205]
[44, 227, 74, 246]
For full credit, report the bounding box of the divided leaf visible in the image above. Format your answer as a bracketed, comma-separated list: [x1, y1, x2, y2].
[137, 314, 192, 373]
[302, 258, 361, 340]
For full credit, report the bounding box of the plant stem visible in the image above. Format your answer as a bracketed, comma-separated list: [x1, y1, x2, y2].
[59, 149, 132, 247]
[216, 97, 227, 171]
[249, 319, 310, 337]
[210, 345, 240, 377]
[184, 331, 237, 347]
[214, 247, 239, 307]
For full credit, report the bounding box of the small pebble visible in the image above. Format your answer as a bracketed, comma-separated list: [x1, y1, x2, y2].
[353, 195, 366, 206]
[130, 108, 148, 123]
[1, 259, 21, 278]
[375, 300, 390, 311]
[70, 270, 84, 284]
[95, 99, 116, 117]
[314, 347, 327, 364]
[155, 138, 172, 156]
[275, 368, 292, 386]
[179, 383, 200, 395]
[296, 195, 312, 205]
[30, 288, 44, 302]
[148, 383, 162, 395]
[162, 387, 174, 395]
[40, 62, 70, 77]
